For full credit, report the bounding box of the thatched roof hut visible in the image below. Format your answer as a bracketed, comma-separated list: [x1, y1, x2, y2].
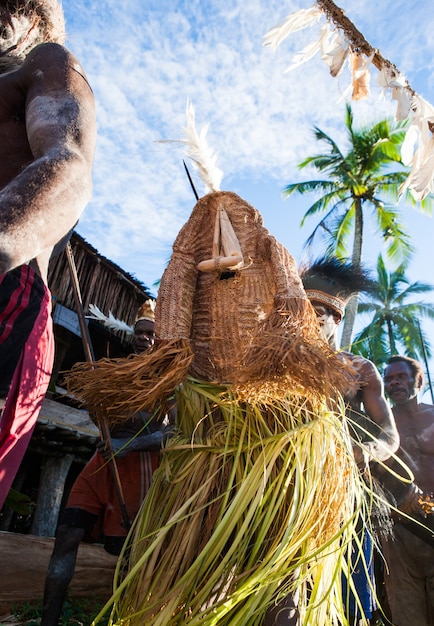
[0, 231, 154, 541]
[49, 231, 153, 332]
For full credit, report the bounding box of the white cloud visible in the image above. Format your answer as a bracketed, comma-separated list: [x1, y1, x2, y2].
[63, 0, 434, 299]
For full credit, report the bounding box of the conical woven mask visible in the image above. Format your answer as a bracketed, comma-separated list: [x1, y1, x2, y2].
[156, 191, 333, 386]
[66, 190, 355, 421]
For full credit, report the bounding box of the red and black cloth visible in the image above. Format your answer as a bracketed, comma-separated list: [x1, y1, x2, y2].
[0, 264, 54, 508]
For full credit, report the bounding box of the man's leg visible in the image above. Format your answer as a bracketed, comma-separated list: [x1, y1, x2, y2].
[41, 524, 85, 626]
[381, 524, 433, 626]
[263, 585, 300, 626]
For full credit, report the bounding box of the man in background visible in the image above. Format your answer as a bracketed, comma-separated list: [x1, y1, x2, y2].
[381, 355, 434, 626]
[0, 0, 96, 507]
[41, 301, 175, 626]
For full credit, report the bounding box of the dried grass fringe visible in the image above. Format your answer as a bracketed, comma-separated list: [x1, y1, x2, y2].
[92, 378, 372, 626]
[240, 296, 358, 399]
[65, 338, 193, 426]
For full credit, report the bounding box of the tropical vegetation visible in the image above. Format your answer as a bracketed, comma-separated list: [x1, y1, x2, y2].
[352, 255, 434, 372]
[284, 103, 433, 347]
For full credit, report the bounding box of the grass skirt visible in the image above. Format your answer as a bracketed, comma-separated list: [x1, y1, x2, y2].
[94, 378, 370, 626]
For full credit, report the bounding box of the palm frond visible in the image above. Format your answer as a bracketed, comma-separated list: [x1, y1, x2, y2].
[353, 255, 434, 364]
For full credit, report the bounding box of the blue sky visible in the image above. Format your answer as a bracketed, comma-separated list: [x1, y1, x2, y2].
[61, 0, 434, 388]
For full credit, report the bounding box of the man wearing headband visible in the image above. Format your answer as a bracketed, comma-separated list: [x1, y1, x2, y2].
[301, 256, 398, 469]
[301, 257, 399, 625]
[41, 301, 174, 626]
[0, 0, 96, 507]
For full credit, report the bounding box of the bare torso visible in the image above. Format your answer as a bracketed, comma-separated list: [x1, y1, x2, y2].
[0, 43, 95, 280]
[339, 351, 399, 465]
[0, 70, 34, 186]
[392, 402, 434, 493]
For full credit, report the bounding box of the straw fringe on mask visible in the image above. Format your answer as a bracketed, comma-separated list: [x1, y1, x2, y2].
[92, 380, 370, 626]
[67, 191, 356, 424]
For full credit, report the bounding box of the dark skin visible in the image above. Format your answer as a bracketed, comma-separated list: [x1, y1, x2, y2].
[312, 302, 399, 468]
[0, 41, 96, 279]
[382, 360, 434, 507]
[264, 303, 400, 626]
[0, 4, 95, 618]
[0, 7, 96, 416]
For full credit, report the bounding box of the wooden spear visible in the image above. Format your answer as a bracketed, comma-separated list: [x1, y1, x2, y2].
[65, 242, 132, 532]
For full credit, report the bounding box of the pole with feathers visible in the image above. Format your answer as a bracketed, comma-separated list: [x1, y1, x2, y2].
[65, 242, 132, 532]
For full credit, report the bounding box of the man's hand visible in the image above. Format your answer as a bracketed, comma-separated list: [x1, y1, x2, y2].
[398, 483, 429, 519]
[96, 431, 166, 461]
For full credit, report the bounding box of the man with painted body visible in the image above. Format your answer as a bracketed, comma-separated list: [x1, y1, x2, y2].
[381, 355, 434, 626]
[0, 0, 96, 507]
[302, 258, 399, 626]
[42, 303, 175, 626]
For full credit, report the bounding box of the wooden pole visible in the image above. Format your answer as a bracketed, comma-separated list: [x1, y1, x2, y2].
[316, 0, 415, 93]
[65, 242, 132, 531]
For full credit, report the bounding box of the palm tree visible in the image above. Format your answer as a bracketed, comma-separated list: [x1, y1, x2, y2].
[351, 255, 434, 371]
[284, 104, 433, 348]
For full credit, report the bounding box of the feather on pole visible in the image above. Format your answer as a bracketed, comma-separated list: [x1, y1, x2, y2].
[350, 49, 374, 100]
[157, 100, 223, 194]
[320, 27, 349, 77]
[264, 0, 434, 202]
[399, 95, 434, 201]
[377, 68, 412, 120]
[263, 5, 322, 51]
[87, 304, 134, 335]
[282, 23, 350, 77]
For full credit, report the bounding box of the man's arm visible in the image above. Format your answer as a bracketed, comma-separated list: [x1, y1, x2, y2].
[357, 359, 400, 464]
[97, 406, 177, 459]
[0, 43, 96, 273]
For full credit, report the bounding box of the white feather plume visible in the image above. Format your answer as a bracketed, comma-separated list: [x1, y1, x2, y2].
[283, 38, 321, 73]
[86, 304, 134, 335]
[282, 23, 349, 76]
[320, 27, 349, 78]
[400, 95, 434, 201]
[157, 100, 223, 194]
[263, 6, 322, 51]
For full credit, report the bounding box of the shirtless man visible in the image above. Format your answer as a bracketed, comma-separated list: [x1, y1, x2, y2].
[302, 257, 399, 626]
[0, 0, 96, 507]
[264, 258, 399, 625]
[301, 257, 399, 469]
[381, 355, 434, 626]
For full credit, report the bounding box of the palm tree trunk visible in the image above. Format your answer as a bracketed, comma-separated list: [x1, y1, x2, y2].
[340, 199, 363, 350]
[386, 318, 396, 355]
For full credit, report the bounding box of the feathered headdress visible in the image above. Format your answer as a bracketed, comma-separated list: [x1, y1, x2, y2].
[300, 256, 374, 317]
[135, 299, 156, 323]
[86, 304, 134, 335]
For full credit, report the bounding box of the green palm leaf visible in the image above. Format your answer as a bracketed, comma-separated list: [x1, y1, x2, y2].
[283, 104, 434, 347]
[353, 255, 434, 369]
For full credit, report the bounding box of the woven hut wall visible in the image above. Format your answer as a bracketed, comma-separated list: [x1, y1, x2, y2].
[48, 232, 153, 330]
